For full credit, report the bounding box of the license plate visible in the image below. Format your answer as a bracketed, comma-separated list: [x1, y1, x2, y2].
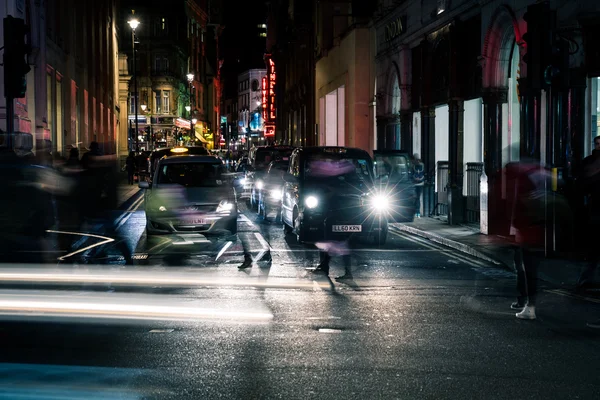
[177, 219, 206, 226]
[332, 225, 362, 232]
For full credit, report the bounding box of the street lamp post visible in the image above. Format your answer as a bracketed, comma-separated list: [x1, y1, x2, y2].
[128, 16, 140, 153]
[191, 117, 197, 143]
[186, 73, 194, 142]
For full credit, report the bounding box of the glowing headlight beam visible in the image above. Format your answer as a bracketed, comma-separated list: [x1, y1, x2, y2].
[370, 195, 390, 211]
[305, 195, 318, 208]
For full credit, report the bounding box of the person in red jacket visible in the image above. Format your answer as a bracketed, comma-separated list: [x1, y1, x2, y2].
[506, 161, 548, 320]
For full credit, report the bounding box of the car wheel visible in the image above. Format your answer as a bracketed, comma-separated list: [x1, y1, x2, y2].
[294, 211, 305, 243]
[283, 209, 293, 234]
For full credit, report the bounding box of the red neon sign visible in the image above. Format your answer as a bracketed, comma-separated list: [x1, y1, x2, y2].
[265, 124, 275, 136]
[262, 76, 268, 120]
[266, 57, 276, 122]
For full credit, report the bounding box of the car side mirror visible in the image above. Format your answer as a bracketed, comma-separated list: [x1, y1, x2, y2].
[139, 181, 150, 189]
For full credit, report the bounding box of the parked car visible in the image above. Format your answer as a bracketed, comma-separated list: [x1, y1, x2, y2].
[373, 150, 417, 222]
[256, 159, 290, 221]
[139, 155, 237, 238]
[281, 146, 389, 245]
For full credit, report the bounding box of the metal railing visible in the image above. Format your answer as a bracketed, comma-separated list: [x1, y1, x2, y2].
[465, 162, 484, 223]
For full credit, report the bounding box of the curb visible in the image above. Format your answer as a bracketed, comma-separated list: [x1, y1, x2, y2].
[390, 223, 511, 270]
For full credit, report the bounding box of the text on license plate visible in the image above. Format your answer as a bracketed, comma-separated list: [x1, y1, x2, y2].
[178, 219, 206, 226]
[332, 225, 362, 232]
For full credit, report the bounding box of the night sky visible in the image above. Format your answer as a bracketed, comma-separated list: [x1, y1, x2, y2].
[220, 0, 268, 98]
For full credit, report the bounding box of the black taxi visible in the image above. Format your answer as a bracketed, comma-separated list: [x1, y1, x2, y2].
[280, 147, 389, 245]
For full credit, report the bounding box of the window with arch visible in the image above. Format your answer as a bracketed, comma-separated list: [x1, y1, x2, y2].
[391, 74, 400, 115]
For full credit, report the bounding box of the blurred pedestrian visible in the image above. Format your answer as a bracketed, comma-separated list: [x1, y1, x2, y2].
[506, 161, 547, 320]
[305, 157, 356, 280]
[125, 151, 136, 185]
[412, 154, 425, 218]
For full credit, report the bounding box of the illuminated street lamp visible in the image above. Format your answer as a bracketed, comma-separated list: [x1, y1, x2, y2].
[128, 16, 141, 152]
[191, 116, 197, 141]
[140, 104, 147, 112]
[186, 73, 194, 119]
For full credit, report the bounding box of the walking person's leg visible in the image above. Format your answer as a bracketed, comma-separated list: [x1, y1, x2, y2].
[516, 247, 538, 320]
[238, 236, 253, 269]
[512, 246, 527, 309]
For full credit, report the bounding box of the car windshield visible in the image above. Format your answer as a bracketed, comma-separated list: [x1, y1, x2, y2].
[268, 162, 289, 179]
[305, 155, 372, 184]
[255, 149, 293, 169]
[157, 162, 222, 187]
[375, 154, 411, 183]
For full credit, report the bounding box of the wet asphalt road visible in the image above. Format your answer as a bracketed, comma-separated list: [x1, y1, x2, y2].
[0, 196, 599, 399]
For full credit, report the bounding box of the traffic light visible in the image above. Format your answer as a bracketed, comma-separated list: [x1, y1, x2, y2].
[3, 16, 31, 99]
[522, 1, 555, 90]
[544, 36, 570, 88]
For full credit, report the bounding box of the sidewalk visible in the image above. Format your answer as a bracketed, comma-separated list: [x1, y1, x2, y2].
[117, 182, 142, 209]
[390, 217, 592, 290]
[115, 173, 142, 210]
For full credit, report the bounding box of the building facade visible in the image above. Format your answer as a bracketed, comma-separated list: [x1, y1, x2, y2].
[266, 0, 316, 147]
[373, 0, 599, 252]
[119, 0, 192, 157]
[186, 0, 211, 148]
[0, 0, 120, 157]
[314, 0, 377, 153]
[238, 69, 267, 148]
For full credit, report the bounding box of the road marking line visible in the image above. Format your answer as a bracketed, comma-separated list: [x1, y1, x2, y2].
[215, 241, 233, 261]
[390, 229, 489, 268]
[115, 196, 145, 231]
[545, 288, 600, 304]
[318, 328, 342, 333]
[46, 230, 115, 261]
[254, 232, 273, 251]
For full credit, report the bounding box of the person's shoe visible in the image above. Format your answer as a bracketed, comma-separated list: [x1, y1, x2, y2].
[511, 301, 525, 310]
[335, 273, 353, 280]
[259, 252, 272, 263]
[238, 259, 253, 269]
[586, 319, 600, 329]
[516, 305, 536, 320]
[306, 266, 329, 275]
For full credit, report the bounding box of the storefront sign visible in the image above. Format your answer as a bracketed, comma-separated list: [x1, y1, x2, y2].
[268, 58, 276, 120]
[265, 124, 275, 137]
[262, 76, 268, 121]
[175, 118, 191, 129]
[384, 16, 406, 42]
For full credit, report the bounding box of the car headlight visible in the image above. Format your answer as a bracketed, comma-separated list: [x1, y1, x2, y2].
[216, 200, 234, 213]
[240, 177, 247, 185]
[370, 195, 390, 211]
[255, 180, 264, 189]
[305, 195, 318, 209]
[158, 206, 167, 212]
[270, 188, 282, 200]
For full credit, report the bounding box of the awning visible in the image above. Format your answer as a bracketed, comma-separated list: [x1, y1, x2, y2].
[195, 132, 208, 143]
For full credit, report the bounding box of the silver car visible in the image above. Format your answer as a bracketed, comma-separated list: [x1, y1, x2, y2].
[139, 155, 237, 238]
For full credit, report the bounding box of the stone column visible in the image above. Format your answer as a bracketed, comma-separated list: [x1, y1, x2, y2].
[420, 107, 435, 216]
[448, 99, 464, 225]
[400, 111, 412, 152]
[482, 89, 507, 235]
